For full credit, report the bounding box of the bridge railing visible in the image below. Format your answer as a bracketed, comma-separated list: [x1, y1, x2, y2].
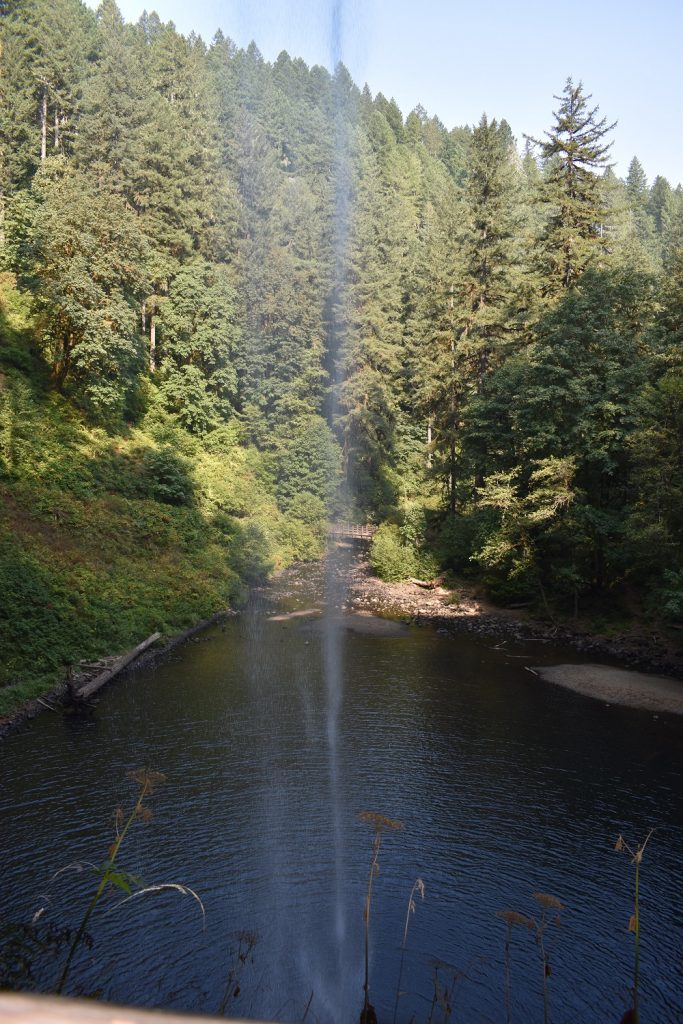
[0, 993, 255, 1024]
[327, 522, 376, 540]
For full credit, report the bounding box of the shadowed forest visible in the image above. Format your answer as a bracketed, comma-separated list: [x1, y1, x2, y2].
[1, 0, 682, 714]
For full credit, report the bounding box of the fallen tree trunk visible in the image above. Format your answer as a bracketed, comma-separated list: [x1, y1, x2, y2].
[76, 632, 162, 700]
[407, 573, 448, 590]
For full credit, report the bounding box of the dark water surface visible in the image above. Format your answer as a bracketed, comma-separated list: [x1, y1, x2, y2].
[1, 564, 682, 1023]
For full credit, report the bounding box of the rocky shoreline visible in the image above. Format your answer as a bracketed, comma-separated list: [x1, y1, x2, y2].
[341, 550, 683, 681]
[0, 610, 233, 742]
[3, 551, 681, 741]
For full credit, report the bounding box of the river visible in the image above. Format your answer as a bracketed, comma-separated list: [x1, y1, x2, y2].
[1, 561, 681, 1022]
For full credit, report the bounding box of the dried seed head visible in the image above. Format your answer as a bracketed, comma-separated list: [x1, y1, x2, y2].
[615, 835, 626, 853]
[532, 892, 564, 911]
[496, 910, 535, 929]
[127, 768, 167, 793]
[358, 810, 404, 832]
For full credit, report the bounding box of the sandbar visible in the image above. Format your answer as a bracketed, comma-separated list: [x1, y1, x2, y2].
[532, 663, 683, 715]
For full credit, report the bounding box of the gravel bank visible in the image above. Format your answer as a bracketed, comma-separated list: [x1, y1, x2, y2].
[531, 663, 683, 715]
[342, 550, 683, 681]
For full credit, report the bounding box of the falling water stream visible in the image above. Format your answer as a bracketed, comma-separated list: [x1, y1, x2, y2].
[2, 6, 682, 1023]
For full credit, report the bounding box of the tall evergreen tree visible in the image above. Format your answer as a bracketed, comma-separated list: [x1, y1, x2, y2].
[403, 148, 462, 495]
[624, 156, 657, 250]
[528, 78, 615, 296]
[156, 258, 240, 433]
[335, 116, 414, 513]
[426, 116, 527, 507]
[647, 174, 672, 235]
[0, 0, 94, 193]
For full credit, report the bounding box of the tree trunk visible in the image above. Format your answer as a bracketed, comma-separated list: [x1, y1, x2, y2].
[41, 86, 47, 161]
[426, 419, 432, 468]
[449, 441, 456, 514]
[54, 334, 72, 391]
[149, 314, 156, 373]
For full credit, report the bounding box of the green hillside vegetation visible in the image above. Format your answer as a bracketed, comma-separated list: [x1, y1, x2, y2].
[0, 274, 330, 715]
[1, 1, 682, 714]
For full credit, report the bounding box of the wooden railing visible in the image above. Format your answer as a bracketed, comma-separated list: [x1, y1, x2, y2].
[327, 522, 376, 540]
[0, 993, 254, 1024]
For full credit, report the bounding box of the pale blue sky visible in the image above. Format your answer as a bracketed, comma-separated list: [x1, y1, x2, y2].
[90, 0, 682, 185]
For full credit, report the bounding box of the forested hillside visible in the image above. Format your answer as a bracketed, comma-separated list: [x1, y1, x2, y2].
[1, 0, 682, 709]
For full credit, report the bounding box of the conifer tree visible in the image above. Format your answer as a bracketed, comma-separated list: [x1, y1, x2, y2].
[624, 156, 657, 250]
[428, 116, 526, 505]
[626, 156, 648, 206]
[403, 148, 462, 495]
[335, 120, 412, 513]
[455, 116, 526, 389]
[0, 0, 93, 191]
[647, 175, 672, 235]
[529, 78, 616, 296]
[156, 258, 240, 433]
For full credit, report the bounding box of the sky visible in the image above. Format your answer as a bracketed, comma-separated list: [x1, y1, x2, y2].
[90, 0, 683, 186]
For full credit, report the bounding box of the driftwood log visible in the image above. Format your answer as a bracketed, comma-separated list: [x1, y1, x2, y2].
[74, 632, 162, 701]
[408, 577, 442, 590]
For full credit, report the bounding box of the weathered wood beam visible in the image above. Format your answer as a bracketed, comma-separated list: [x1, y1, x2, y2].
[76, 632, 162, 700]
[0, 993, 253, 1024]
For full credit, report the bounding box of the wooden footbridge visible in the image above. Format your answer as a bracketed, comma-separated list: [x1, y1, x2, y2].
[327, 521, 376, 541]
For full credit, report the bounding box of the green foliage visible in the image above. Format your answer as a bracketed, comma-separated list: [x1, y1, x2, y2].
[472, 458, 578, 608]
[368, 519, 436, 582]
[15, 160, 149, 422]
[274, 415, 342, 507]
[0, 5, 680, 647]
[431, 511, 482, 575]
[225, 520, 273, 585]
[139, 447, 194, 506]
[284, 490, 327, 527]
[528, 78, 615, 296]
[370, 524, 419, 582]
[657, 571, 683, 622]
[0, 358, 306, 716]
[157, 259, 240, 431]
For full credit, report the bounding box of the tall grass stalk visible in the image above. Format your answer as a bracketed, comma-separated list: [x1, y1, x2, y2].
[530, 893, 563, 1024]
[495, 910, 534, 1024]
[219, 929, 258, 1016]
[426, 958, 467, 1024]
[615, 830, 654, 1023]
[55, 769, 166, 995]
[393, 877, 425, 1024]
[358, 811, 404, 1024]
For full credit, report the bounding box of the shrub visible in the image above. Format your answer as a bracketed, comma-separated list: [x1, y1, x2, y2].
[433, 512, 481, 574]
[140, 448, 194, 506]
[283, 490, 327, 529]
[658, 570, 683, 622]
[227, 521, 273, 584]
[370, 524, 419, 582]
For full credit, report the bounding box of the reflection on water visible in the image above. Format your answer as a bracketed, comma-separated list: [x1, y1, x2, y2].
[1, 565, 682, 1023]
